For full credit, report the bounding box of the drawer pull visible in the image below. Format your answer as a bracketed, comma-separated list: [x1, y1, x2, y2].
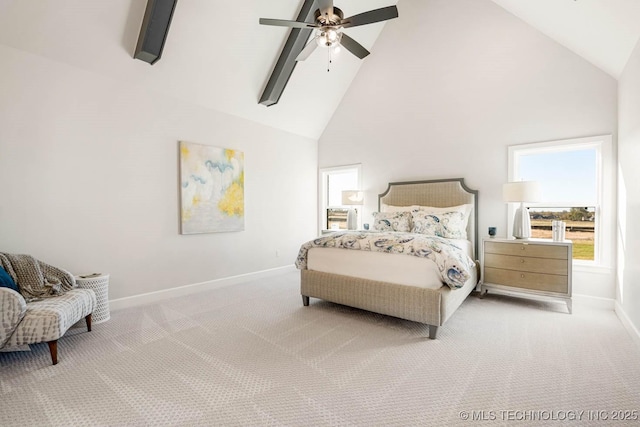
[520, 259, 525, 263]
[521, 246, 525, 250]
[520, 274, 525, 278]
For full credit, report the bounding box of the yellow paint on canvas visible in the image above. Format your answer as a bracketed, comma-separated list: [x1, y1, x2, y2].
[218, 182, 244, 217]
[180, 143, 190, 158]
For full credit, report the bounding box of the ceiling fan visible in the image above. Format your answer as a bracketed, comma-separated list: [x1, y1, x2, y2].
[259, 1, 398, 62]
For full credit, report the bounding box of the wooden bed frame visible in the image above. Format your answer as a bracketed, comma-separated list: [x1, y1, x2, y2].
[301, 178, 479, 339]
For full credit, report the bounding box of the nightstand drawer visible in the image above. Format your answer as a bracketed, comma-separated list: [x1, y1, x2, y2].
[484, 267, 569, 294]
[484, 253, 568, 275]
[484, 241, 568, 259]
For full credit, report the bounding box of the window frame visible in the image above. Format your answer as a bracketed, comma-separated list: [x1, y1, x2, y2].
[508, 135, 613, 269]
[319, 164, 362, 233]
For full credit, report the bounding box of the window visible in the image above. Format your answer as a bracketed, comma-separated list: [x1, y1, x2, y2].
[509, 135, 613, 267]
[319, 164, 361, 232]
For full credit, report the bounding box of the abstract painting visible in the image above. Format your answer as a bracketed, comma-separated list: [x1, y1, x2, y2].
[179, 141, 244, 234]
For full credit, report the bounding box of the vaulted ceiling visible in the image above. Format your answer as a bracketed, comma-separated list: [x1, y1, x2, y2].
[491, 0, 640, 78]
[0, 0, 638, 140]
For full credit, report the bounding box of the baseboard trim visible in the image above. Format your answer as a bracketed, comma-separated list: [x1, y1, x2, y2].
[109, 265, 296, 311]
[572, 293, 615, 310]
[615, 302, 640, 349]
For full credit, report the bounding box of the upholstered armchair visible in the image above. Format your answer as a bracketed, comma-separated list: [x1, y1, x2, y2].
[0, 254, 97, 365]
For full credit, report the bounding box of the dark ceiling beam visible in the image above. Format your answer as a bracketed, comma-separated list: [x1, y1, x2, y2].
[134, 0, 179, 65]
[259, 0, 316, 107]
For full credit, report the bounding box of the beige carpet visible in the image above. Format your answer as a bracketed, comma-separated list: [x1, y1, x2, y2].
[1, 269, 639, 426]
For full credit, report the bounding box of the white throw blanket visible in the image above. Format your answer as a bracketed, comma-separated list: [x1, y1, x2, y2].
[0, 253, 75, 301]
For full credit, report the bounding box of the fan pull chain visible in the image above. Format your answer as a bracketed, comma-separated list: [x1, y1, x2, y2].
[327, 47, 333, 72]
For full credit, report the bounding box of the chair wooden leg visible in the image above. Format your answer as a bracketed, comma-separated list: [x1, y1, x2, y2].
[47, 340, 58, 365]
[47, 315, 91, 366]
[85, 313, 92, 332]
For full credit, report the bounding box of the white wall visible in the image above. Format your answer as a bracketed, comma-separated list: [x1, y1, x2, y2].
[319, 0, 618, 299]
[0, 0, 393, 140]
[617, 38, 640, 333]
[0, 44, 317, 300]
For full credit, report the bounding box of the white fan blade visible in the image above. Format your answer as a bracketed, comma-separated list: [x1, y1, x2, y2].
[296, 38, 319, 61]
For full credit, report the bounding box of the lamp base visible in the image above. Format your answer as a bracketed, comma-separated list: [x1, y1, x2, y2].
[512, 205, 531, 239]
[347, 208, 357, 230]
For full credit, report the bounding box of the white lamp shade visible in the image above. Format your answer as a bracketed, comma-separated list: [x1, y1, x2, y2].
[342, 190, 364, 205]
[503, 181, 542, 203]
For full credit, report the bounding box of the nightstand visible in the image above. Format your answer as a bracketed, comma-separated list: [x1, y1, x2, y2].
[75, 273, 110, 324]
[480, 238, 572, 313]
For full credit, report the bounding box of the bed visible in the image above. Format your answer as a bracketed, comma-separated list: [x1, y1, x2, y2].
[296, 178, 479, 339]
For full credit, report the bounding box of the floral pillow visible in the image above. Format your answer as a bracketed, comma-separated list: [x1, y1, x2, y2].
[411, 211, 467, 239]
[372, 211, 412, 232]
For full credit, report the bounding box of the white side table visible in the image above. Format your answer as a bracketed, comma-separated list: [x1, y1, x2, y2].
[480, 238, 572, 313]
[76, 273, 110, 324]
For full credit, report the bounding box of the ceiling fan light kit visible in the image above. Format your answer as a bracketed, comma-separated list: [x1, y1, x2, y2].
[260, 1, 398, 64]
[316, 28, 342, 48]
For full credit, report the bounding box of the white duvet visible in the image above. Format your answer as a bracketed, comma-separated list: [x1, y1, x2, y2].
[296, 231, 475, 289]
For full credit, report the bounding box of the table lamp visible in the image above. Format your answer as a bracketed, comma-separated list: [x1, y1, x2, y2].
[342, 190, 364, 230]
[503, 181, 541, 239]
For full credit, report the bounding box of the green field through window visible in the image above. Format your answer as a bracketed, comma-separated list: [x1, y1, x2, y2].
[531, 214, 594, 260]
